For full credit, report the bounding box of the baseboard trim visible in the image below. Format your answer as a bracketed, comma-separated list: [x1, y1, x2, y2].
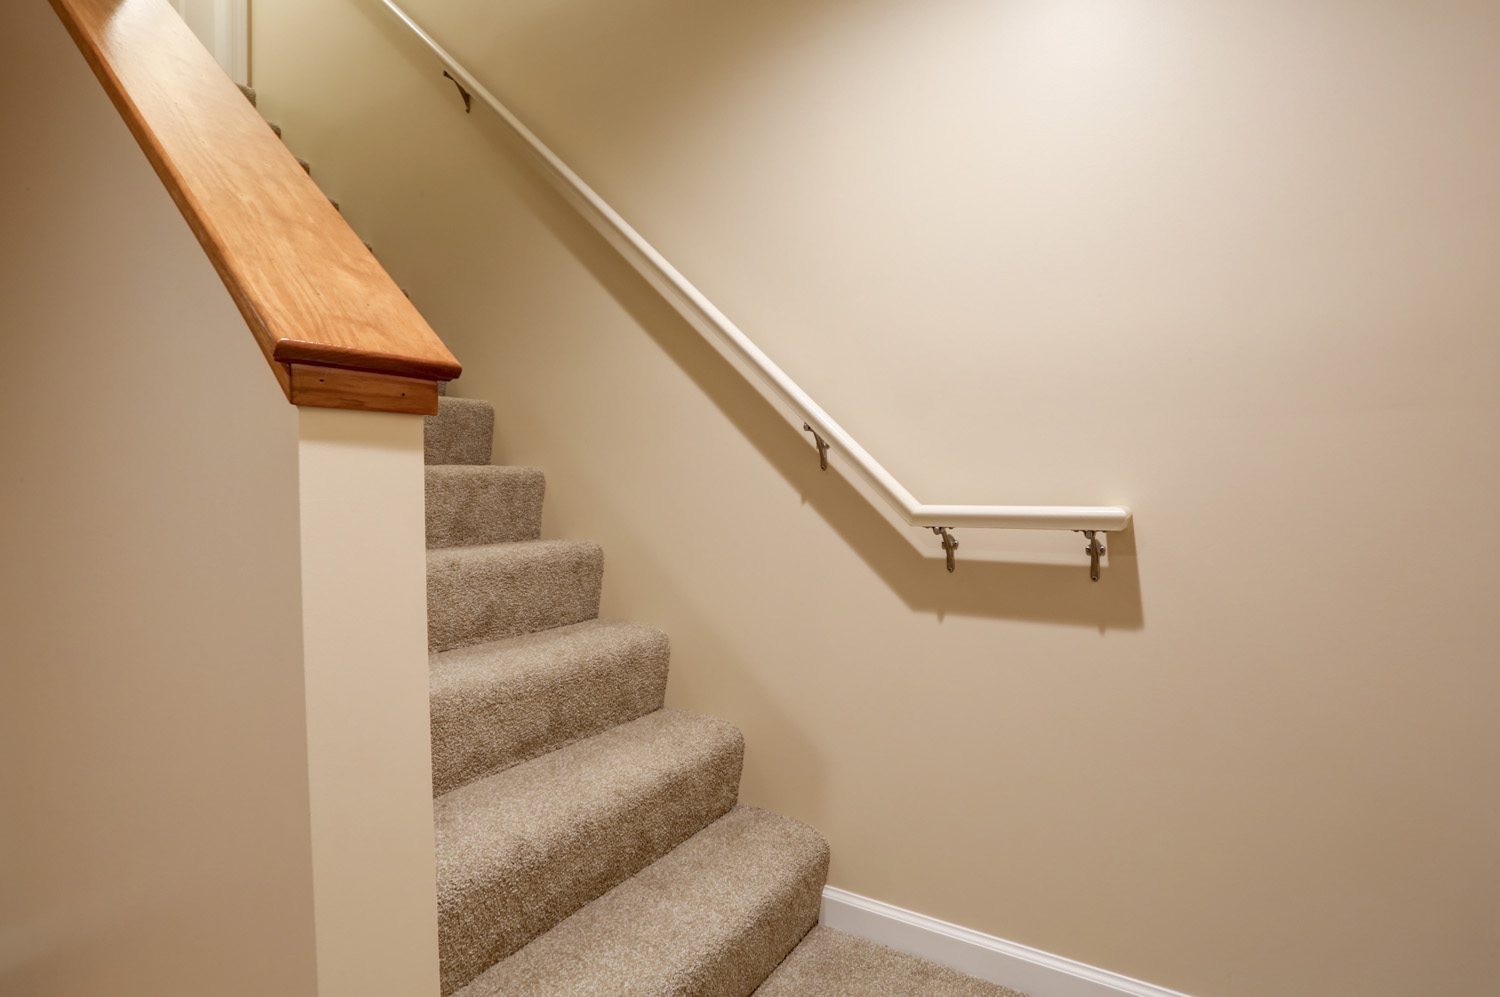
[819, 887, 1196, 997]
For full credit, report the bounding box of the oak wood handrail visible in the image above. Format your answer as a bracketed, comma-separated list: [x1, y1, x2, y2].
[48, 0, 460, 415]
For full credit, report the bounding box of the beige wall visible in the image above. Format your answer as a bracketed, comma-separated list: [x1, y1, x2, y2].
[252, 1, 1500, 994]
[1, 6, 440, 996]
[298, 408, 439, 997]
[0, 4, 315, 994]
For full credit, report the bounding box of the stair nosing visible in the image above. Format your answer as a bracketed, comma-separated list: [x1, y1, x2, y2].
[433, 706, 735, 810]
[430, 617, 663, 667]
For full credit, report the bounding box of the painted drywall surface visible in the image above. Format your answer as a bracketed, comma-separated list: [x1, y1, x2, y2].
[298, 408, 440, 997]
[0, 4, 315, 994]
[252, 1, 1500, 995]
[169, 0, 249, 83]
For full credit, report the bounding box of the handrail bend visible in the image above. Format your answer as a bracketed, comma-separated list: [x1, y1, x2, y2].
[382, 1, 1131, 564]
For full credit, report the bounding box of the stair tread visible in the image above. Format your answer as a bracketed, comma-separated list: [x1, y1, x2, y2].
[752, 926, 1026, 997]
[427, 539, 603, 652]
[437, 709, 745, 995]
[426, 396, 495, 466]
[431, 618, 670, 795]
[426, 464, 545, 549]
[456, 806, 828, 997]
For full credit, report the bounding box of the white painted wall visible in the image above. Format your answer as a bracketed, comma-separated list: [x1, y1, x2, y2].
[251, 1, 1500, 995]
[1, 6, 438, 995]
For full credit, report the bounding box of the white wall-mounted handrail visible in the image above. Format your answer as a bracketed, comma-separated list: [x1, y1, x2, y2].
[381, 0, 1132, 547]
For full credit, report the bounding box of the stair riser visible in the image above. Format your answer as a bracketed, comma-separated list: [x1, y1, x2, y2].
[427, 542, 602, 652]
[426, 466, 545, 549]
[426, 397, 495, 465]
[431, 623, 670, 795]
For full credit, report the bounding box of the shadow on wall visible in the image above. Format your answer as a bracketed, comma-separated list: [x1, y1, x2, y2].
[372, 8, 1144, 633]
[670, 613, 832, 824]
[518, 125, 1143, 631]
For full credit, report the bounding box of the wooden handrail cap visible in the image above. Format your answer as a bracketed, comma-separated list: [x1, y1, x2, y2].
[50, 0, 461, 413]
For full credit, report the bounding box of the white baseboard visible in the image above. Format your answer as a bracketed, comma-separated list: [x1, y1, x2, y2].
[819, 887, 1197, 997]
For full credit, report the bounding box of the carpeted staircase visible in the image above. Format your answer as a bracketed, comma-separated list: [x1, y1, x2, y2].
[423, 392, 1027, 997]
[241, 80, 1025, 996]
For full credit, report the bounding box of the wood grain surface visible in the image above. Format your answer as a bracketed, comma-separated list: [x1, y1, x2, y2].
[49, 0, 459, 414]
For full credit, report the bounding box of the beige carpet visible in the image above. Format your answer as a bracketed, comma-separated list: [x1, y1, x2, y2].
[754, 927, 1030, 997]
[459, 806, 829, 997]
[423, 391, 1032, 996]
[427, 538, 604, 652]
[426, 464, 545, 548]
[429, 618, 669, 795]
[425, 394, 495, 465]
